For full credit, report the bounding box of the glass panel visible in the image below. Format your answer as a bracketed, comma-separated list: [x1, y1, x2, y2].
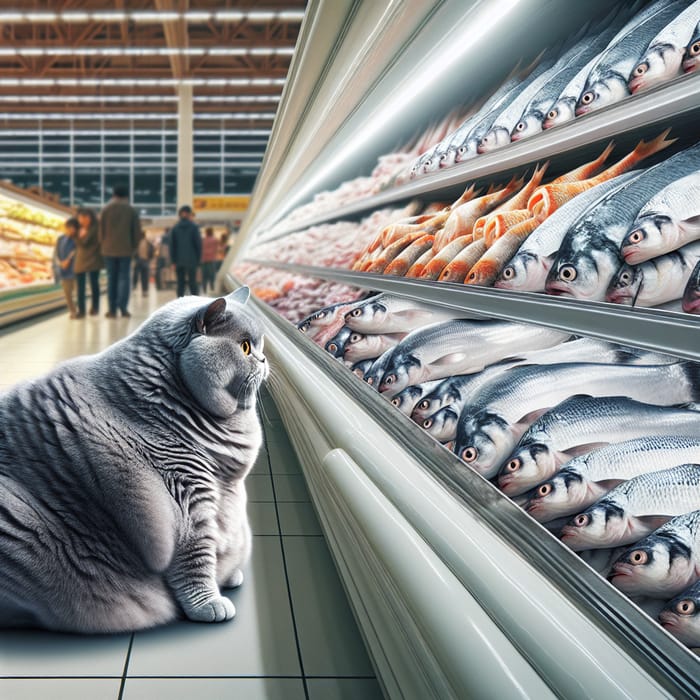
[42, 169, 71, 204]
[1, 167, 38, 190]
[224, 169, 257, 194]
[194, 167, 221, 195]
[133, 169, 162, 205]
[164, 169, 176, 206]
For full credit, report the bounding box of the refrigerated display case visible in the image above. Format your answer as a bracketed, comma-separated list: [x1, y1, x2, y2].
[225, 1, 700, 698]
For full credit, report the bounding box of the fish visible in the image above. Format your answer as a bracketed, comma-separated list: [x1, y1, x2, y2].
[683, 22, 700, 72]
[629, 1, 700, 93]
[344, 293, 459, 334]
[683, 261, 700, 313]
[343, 331, 404, 364]
[411, 373, 492, 426]
[495, 172, 640, 292]
[438, 240, 488, 283]
[610, 509, 700, 599]
[546, 141, 700, 301]
[389, 380, 444, 417]
[576, 0, 688, 116]
[350, 358, 374, 379]
[481, 210, 533, 246]
[659, 579, 700, 646]
[298, 300, 366, 344]
[364, 231, 432, 274]
[377, 320, 569, 397]
[620, 170, 700, 264]
[383, 234, 435, 276]
[559, 463, 700, 551]
[364, 346, 397, 389]
[606, 240, 700, 307]
[499, 396, 700, 497]
[324, 326, 353, 358]
[544, 142, 615, 186]
[528, 130, 675, 222]
[455, 361, 700, 480]
[420, 236, 474, 280]
[405, 246, 437, 278]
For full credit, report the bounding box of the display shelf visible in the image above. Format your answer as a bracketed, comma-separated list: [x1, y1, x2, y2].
[241, 261, 700, 362]
[252, 73, 700, 243]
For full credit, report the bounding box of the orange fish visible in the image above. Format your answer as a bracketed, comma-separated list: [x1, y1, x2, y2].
[438, 239, 488, 283]
[549, 142, 615, 185]
[465, 218, 539, 286]
[405, 247, 436, 278]
[419, 235, 473, 280]
[528, 130, 676, 222]
[484, 209, 532, 248]
[364, 231, 428, 274]
[384, 234, 435, 276]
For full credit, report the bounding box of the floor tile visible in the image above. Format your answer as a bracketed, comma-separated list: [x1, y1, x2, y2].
[248, 502, 279, 535]
[246, 474, 274, 502]
[273, 474, 310, 502]
[250, 446, 271, 476]
[264, 432, 301, 475]
[0, 679, 121, 700]
[284, 537, 375, 677]
[123, 678, 305, 700]
[306, 678, 384, 700]
[0, 630, 130, 678]
[277, 501, 322, 536]
[127, 538, 300, 677]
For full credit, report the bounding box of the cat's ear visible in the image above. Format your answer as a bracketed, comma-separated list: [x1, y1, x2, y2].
[194, 297, 227, 335]
[228, 286, 250, 305]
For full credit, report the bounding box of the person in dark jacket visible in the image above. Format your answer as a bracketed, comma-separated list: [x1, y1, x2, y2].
[74, 208, 103, 318]
[99, 184, 142, 318]
[170, 205, 202, 297]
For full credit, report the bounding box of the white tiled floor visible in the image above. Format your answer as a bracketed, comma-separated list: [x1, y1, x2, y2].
[0, 289, 384, 700]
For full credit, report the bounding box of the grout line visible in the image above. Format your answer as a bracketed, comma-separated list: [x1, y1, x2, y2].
[117, 633, 134, 699]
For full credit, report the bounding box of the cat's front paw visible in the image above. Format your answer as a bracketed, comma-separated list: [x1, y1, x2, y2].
[222, 569, 244, 589]
[185, 596, 236, 623]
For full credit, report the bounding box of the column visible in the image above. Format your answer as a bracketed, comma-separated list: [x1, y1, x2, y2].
[177, 83, 194, 207]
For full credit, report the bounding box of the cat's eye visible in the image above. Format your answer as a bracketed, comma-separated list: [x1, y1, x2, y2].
[240, 340, 251, 356]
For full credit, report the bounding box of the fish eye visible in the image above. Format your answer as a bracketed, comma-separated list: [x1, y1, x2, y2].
[502, 266, 515, 279]
[515, 122, 525, 132]
[391, 398, 401, 407]
[467, 272, 477, 281]
[458, 146, 466, 154]
[422, 418, 433, 429]
[384, 374, 396, 386]
[573, 513, 590, 528]
[628, 229, 644, 244]
[350, 333, 363, 343]
[690, 41, 700, 57]
[462, 446, 478, 462]
[559, 265, 577, 282]
[366, 377, 374, 385]
[351, 308, 362, 317]
[634, 62, 648, 76]
[581, 92, 594, 105]
[418, 399, 430, 410]
[240, 340, 251, 356]
[537, 483, 552, 497]
[504, 458, 521, 473]
[628, 550, 648, 566]
[676, 599, 696, 615]
[619, 270, 632, 285]
[547, 109, 558, 120]
[327, 343, 337, 353]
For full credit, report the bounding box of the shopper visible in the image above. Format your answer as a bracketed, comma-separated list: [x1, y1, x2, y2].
[74, 208, 102, 318]
[200, 227, 218, 294]
[169, 205, 202, 297]
[134, 235, 154, 296]
[54, 217, 78, 319]
[99, 184, 142, 318]
[155, 228, 170, 290]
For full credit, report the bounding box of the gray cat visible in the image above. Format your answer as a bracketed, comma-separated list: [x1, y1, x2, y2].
[0, 286, 268, 633]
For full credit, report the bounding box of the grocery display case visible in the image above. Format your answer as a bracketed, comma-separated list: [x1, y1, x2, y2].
[225, 1, 700, 698]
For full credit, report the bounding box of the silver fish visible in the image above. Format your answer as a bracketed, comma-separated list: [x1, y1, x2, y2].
[610, 509, 700, 598]
[495, 173, 639, 292]
[607, 240, 700, 307]
[683, 21, 700, 72]
[525, 435, 700, 523]
[629, 1, 700, 93]
[377, 320, 569, 398]
[350, 358, 374, 379]
[659, 579, 700, 646]
[455, 361, 700, 479]
[324, 326, 353, 358]
[547, 143, 700, 301]
[560, 463, 700, 551]
[298, 299, 365, 344]
[343, 331, 404, 364]
[683, 260, 700, 313]
[576, 0, 688, 116]
[620, 170, 700, 264]
[501, 397, 700, 497]
[389, 380, 443, 417]
[364, 346, 397, 389]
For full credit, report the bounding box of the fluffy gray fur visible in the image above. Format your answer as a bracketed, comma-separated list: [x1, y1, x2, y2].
[0, 286, 268, 633]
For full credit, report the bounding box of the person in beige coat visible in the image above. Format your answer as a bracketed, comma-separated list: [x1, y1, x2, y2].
[74, 208, 103, 318]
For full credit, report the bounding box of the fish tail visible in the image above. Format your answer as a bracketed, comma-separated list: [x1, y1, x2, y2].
[551, 141, 615, 184]
[599, 129, 676, 181]
[453, 182, 479, 207]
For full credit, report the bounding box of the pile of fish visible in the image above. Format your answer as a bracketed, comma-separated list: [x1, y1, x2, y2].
[408, 0, 700, 180]
[298, 292, 700, 647]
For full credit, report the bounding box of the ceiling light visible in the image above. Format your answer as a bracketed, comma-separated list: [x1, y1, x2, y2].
[0, 77, 284, 87]
[0, 113, 275, 121]
[184, 11, 212, 21]
[214, 11, 245, 21]
[0, 10, 304, 23]
[61, 12, 89, 22]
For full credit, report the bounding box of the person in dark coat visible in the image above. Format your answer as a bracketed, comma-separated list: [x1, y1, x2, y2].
[169, 205, 202, 297]
[99, 184, 142, 318]
[74, 208, 103, 318]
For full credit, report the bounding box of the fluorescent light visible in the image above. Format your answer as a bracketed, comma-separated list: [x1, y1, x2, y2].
[61, 12, 89, 22]
[0, 46, 291, 57]
[184, 11, 212, 21]
[214, 11, 245, 21]
[0, 10, 304, 23]
[0, 113, 274, 121]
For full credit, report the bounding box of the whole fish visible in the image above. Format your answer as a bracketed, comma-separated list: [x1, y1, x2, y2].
[350, 358, 374, 379]
[365, 231, 431, 274]
[364, 346, 397, 389]
[495, 172, 639, 292]
[298, 300, 362, 339]
[438, 240, 488, 283]
[377, 320, 569, 397]
[620, 170, 700, 264]
[499, 396, 700, 496]
[576, 0, 688, 116]
[560, 463, 700, 551]
[606, 240, 700, 307]
[525, 435, 700, 523]
[683, 261, 700, 313]
[546, 142, 700, 301]
[384, 234, 435, 276]
[419, 235, 473, 280]
[455, 361, 700, 480]
[659, 579, 700, 646]
[405, 246, 437, 278]
[343, 331, 404, 364]
[610, 509, 700, 598]
[629, 1, 700, 93]
[325, 326, 353, 358]
[389, 380, 443, 417]
[344, 293, 459, 334]
[683, 22, 700, 71]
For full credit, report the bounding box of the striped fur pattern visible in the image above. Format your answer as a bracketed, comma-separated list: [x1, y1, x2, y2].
[0, 287, 268, 633]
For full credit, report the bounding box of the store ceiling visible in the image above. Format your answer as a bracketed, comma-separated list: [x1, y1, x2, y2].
[0, 0, 306, 129]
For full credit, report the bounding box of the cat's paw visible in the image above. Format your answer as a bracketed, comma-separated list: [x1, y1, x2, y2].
[222, 569, 244, 589]
[185, 596, 236, 623]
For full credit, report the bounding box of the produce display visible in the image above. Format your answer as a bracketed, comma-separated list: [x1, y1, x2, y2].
[0, 191, 66, 291]
[293, 291, 700, 646]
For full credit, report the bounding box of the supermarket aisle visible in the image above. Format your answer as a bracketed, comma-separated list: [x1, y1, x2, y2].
[0, 290, 383, 700]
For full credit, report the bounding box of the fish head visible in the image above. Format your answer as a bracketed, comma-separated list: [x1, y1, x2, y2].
[345, 300, 388, 332]
[546, 245, 616, 301]
[542, 98, 575, 130]
[498, 439, 556, 496]
[423, 154, 441, 175]
[525, 469, 587, 523]
[605, 263, 641, 305]
[390, 384, 424, 416]
[610, 532, 694, 598]
[439, 148, 457, 169]
[454, 139, 477, 164]
[682, 36, 700, 73]
[411, 391, 446, 424]
[683, 262, 700, 314]
[495, 251, 543, 291]
[477, 127, 510, 154]
[629, 44, 682, 95]
[559, 500, 626, 551]
[659, 585, 700, 646]
[510, 114, 542, 142]
[621, 214, 675, 265]
[350, 359, 372, 379]
[456, 411, 513, 479]
[325, 327, 352, 358]
[423, 406, 459, 443]
[378, 353, 419, 397]
[575, 76, 629, 117]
